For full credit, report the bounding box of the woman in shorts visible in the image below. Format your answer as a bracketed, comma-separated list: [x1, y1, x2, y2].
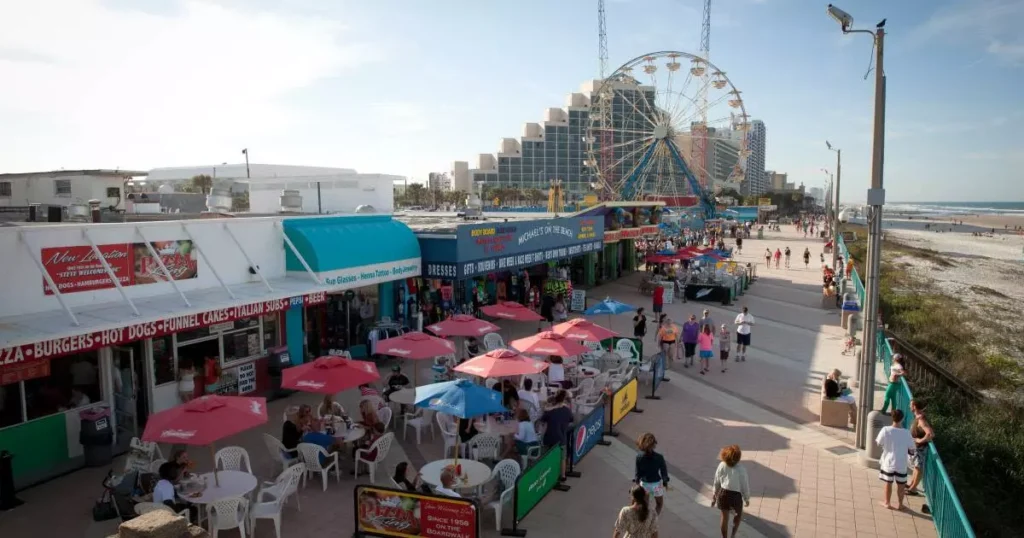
[656, 317, 677, 367]
[713, 445, 750, 538]
[634, 433, 669, 515]
[697, 324, 715, 375]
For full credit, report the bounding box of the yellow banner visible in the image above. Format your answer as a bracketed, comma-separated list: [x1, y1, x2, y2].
[612, 377, 638, 425]
[758, 197, 771, 207]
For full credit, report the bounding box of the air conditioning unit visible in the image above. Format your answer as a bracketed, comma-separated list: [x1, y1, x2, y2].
[280, 189, 303, 213]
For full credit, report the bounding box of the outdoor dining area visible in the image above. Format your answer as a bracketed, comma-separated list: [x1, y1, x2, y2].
[108, 298, 652, 536]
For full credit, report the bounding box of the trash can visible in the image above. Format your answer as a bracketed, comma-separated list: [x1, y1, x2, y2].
[265, 345, 296, 401]
[861, 410, 889, 469]
[841, 296, 860, 330]
[79, 407, 113, 467]
[0, 450, 24, 510]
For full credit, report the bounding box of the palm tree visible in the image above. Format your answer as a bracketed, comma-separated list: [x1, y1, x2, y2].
[406, 183, 426, 206]
[526, 188, 546, 207]
[448, 190, 468, 207]
[189, 174, 213, 195]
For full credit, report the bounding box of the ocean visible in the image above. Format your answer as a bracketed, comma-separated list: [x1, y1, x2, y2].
[884, 202, 1024, 216]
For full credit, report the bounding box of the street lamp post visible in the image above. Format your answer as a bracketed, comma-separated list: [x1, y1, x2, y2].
[820, 169, 833, 231]
[826, 4, 886, 450]
[826, 141, 842, 270]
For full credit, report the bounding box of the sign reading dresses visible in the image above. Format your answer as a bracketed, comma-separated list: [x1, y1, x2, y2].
[454, 217, 604, 279]
[42, 240, 198, 295]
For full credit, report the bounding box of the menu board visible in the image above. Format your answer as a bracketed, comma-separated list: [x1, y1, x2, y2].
[570, 289, 587, 312]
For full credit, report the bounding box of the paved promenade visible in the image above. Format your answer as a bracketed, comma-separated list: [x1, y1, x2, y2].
[0, 228, 936, 538]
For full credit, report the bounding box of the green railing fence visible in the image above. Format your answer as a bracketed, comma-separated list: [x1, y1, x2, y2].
[836, 234, 976, 538]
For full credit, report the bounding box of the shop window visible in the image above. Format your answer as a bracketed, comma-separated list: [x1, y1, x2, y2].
[0, 383, 23, 428]
[177, 326, 212, 343]
[152, 335, 176, 386]
[262, 314, 280, 348]
[222, 325, 262, 366]
[176, 336, 219, 374]
[23, 351, 100, 421]
[54, 179, 72, 197]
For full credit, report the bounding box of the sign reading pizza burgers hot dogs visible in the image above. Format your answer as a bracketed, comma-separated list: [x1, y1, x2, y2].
[42, 240, 198, 295]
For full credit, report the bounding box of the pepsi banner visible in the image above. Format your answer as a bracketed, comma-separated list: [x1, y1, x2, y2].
[652, 352, 666, 393]
[570, 405, 605, 466]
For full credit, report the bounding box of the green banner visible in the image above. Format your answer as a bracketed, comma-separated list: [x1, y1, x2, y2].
[599, 336, 643, 362]
[515, 444, 563, 522]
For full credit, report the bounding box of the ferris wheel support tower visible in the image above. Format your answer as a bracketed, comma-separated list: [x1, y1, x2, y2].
[691, 0, 713, 190]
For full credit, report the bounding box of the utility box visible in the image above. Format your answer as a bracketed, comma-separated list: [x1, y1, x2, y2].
[859, 410, 889, 469]
[841, 295, 860, 329]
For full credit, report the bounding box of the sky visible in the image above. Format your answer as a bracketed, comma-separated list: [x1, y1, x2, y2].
[1, 0, 1022, 203]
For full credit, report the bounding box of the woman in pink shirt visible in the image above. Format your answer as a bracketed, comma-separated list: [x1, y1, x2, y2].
[698, 324, 715, 375]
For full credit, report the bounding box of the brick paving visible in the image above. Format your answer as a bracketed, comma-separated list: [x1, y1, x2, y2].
[0, 227, 937, 538]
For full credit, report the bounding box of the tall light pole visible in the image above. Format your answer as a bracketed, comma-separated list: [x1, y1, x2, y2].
[241, 148, 251, 178]
[826, 140, 842, 269]
[820, 168, 833, 228]
[827, 4, 886, 450]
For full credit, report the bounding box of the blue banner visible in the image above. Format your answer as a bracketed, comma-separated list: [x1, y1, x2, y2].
[570, 404, 605, 466]
[652, 352, 666, 393]
[455, 217, 603, 279]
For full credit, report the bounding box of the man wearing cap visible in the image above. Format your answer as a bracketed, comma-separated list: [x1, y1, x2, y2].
[384, 365, 411, 410]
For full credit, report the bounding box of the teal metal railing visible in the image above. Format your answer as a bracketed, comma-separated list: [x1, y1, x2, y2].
[841, 230, 976, 537]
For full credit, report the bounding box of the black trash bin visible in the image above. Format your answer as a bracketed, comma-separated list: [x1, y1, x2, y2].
[79, 408, 113, 467]
[0, 450, 24, 511]
[265, 345, 296, 401]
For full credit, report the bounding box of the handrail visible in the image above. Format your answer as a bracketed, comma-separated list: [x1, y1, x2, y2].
[841, 231, 975, 537]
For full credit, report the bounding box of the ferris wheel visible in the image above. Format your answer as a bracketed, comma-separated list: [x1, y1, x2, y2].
[587, 51, 751, 218]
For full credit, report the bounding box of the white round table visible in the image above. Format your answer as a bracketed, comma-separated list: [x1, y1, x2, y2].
[389, 388, 416, 405]
[419, 459, 491, 489]
[182, 471, 258, 505]
[332, 424, 366, 443]
[578, 366, 600, 377]
[474, 417, 517, 436]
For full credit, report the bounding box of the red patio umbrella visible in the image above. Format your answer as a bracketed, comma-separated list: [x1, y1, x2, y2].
[454, 349, 549, 378]
[551, 318, 617, 343]
[646, 254, 675, 264]
[282, 356, 381, 394]
[425, 314, 500, 337]
[480, 301, 544, 322]
[375, 331, 457, 359]
[510, 331, 591, 357]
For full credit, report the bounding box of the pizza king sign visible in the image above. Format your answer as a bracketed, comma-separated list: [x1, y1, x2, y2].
[0, 292, 328, 372]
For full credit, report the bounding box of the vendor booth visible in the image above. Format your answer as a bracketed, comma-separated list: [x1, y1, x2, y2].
[0, 214, 419, 488]
[416, 217, 604, 322]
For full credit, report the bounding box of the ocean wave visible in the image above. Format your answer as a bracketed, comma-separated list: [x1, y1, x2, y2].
[884, 203, 1024, 216]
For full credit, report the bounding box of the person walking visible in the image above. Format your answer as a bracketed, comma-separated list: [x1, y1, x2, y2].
[803, 247, 811, 269]
[876, 409, 916, 510]
[652, 283, 665, 321]
[681, 315, 701, 368]
[633, 308, 648, 340]
[613, 485, 660, 538]
[764, 248, 771, 269]
[733, 307, 754, 361]
[718, 324, 731, 373]
[656, 316, 678, 368]
[698, 324, 715, 375]
[784, 247, 791, 268]
[906, 399, 935, 513]
[634, 433, 669, 515]
[773, 248, 781, 269]
[712, 444, 750, 538]
[699, 309, 715, 334]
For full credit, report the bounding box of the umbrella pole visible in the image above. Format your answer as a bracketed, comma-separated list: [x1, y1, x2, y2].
[209, 445, 220, 487]
[453, 415, 460, 466]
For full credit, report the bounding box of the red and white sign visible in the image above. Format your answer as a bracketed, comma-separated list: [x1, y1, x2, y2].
[0, 360, 51, 386]
[640, 225, 660, 236]
[603, 230, 621, 243]
[619, 227, 643, 240]
[42, 240, 198, 295]
[303, 291, 328, 306]
[0, 298, 293, 373]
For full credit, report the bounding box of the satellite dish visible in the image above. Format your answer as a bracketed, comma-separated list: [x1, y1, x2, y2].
[354, 205, 377, 214]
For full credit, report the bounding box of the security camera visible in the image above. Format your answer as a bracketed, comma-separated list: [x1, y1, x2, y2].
[827, 4, 854, 32]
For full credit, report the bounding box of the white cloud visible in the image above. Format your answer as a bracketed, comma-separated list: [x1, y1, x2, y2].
[0, 0, 378, 170]
[908, 0, 1024, 64]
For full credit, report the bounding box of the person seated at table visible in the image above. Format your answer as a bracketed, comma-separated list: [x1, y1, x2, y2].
[503, 408, 539, 459]
[458, 415, 479, 445]
[518, 378, 542, 412]
[359, 383, 381, 398]
[464, 336, 481, 357]
[823, 369, 857, 424]
[317, 394, 347, 421]
[500, 379, 520, 411]
[393, 461, 433, 494]
[170, 448, 195, 478]
[546, 355, 573, 389]
[383, 365, 410, 406]
[435, 466, 462, 498]
[541, 391, 574, 482]
[152, 462, 197, 523]
[289, 404, 342, 457]
[359, 399, 383, 429]
[353, 423, 387, 474]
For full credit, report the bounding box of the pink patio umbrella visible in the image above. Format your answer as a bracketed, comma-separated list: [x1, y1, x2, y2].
[454, 349, 550, 378]
[480, 301, 545, 322]
[425, 314, 500, 337]
[375, 331, 458, 385]
[510, 331, 591, 358]
[281, 356, 381, 394]
[551, 318, 617, 343]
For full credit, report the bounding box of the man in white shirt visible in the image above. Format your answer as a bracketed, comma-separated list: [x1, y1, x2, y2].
[733, 307, 755, 361]
[517, 378, 542, 412]
[876, 409, 916, 510]
[434, 467, 462, 498]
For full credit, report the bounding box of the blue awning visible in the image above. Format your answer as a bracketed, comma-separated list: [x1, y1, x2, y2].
[283, 215, 421, 288]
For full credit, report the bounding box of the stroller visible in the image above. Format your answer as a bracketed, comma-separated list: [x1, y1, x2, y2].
[93, 470, 142, 522]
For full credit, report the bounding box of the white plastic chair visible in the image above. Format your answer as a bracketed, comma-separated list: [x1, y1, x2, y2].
[297, 443, 340, 492]
[614, 339, 640, 363]
[250, 465, 302, 538]
[258, 462, 306, 512]
[402, 408, 436, 443]
[436, 413, 460, 458]
[377, 407, 393, 431]
[576, 391, 605, 417]
[519, 423, 543, 469]
[483, 332, 505, 351]
[208, 497, 248, 538]
[488, 459, 522, 531]
[354, 432, 395, 484]
[214, 446, 253, 474]
[610, 366, 637, 391]
[262, 434, 299, 476]
[467, 433, 501, 462]
[573, 377, 596, 399]
[149, 458, 167, 474]
[316, 401, 344, 419]
[484, 378, 499, 389]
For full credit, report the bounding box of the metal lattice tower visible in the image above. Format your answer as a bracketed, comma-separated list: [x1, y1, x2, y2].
[598, 0, 608, 78]
[691, 0, 713, 190]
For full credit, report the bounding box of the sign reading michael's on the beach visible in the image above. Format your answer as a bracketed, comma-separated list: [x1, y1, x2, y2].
[42, 240, 198, 295]
[455, 217, 604, 278]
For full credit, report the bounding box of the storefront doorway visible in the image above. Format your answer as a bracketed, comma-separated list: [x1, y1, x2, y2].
[113, 341, 148, 451]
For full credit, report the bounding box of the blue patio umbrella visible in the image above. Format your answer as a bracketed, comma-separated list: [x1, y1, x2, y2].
[414, 379, 508, 419]
[583, 297, 637, 341]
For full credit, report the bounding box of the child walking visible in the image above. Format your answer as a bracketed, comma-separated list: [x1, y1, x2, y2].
[718, 324, 731, 373]
[698, 324, 715, 375]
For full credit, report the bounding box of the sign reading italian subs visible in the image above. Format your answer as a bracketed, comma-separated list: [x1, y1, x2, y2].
[42, 240, 198, 295]
[0, 291, 328, 373]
